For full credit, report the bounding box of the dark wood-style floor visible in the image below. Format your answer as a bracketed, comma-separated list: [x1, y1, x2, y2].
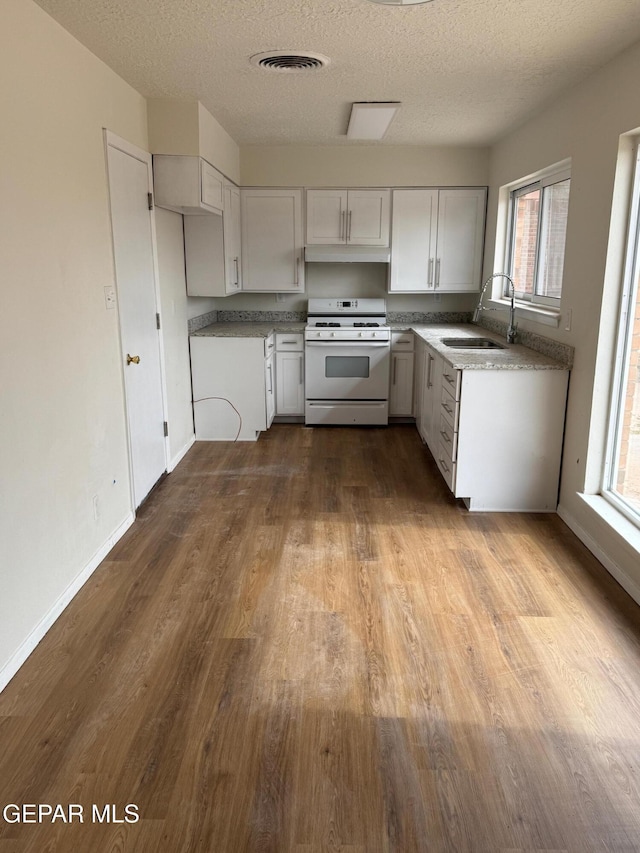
[2, 425, 640, 852]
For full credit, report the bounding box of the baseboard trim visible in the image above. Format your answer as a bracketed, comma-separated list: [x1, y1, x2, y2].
[0, 511, 135, 694]
[168, 434, 195, 472]
[557, 504, 640, 607]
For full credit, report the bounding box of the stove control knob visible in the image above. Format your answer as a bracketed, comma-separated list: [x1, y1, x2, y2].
[359, 332, 363, 337]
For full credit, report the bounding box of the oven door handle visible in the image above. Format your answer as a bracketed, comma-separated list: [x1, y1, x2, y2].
[305, 341, 390, 348]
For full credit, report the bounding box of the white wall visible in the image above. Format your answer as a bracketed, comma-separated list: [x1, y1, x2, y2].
[218, 266, 478, 315]
[241, 145, 489, 187]
[148, 100, 241, 186]
[155, 209, 196, 467]
[0, 0, 148, 685]
[485, 38, 640, 597]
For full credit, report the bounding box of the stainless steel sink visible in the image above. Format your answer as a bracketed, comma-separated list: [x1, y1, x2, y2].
[441, 337, 506, 349]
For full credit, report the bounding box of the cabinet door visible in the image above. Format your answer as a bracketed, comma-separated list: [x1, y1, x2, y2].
[389, 190, 438, 292]
[276, 351, 305, 415]
[434, 189, 486, 292]
[223, 184, 242, 293]
[306, 189, 348, 244]
[200, 161, 225, 212]
[347, 190, 390, 246]
[265, 354, 276, 426]
[426, 352, 444, 456]
[389, 352, 414, 416]
[241, 189, 304, 291]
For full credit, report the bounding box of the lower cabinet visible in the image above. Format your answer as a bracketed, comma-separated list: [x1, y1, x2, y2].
[265, 351, 276, 428]
[275, 333, 304, 416]
[415, 338, 569, 511]
[389, 331, 414, 417]
[190, 334, 275, 441]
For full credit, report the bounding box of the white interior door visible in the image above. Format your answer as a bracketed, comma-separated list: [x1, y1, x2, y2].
[105, 132, 167, 508]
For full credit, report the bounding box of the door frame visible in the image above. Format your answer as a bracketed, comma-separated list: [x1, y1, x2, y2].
[103, 129, 170, 511]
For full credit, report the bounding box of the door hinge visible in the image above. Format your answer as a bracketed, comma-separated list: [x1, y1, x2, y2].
[156, 313, 161, 330]
[163, 421, 169, 437]
[148, 192, 154, 210]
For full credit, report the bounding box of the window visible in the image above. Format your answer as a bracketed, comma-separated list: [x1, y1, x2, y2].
[604, 145, 640, 524]
[506, 169, 571, 306]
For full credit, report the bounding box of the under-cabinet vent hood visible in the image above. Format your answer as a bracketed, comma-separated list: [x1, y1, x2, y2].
[304, 246, 391, 263]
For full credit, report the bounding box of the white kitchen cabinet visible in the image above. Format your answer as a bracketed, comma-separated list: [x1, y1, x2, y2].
[389, 188, 486, 293]
[419, 348, 569, 511]
[153, 155, 224, 215]
[241, 188, 305, 292]
[190, 334, 275, 441]
[452, 369, 569, 510]
[183, 181, 242, 297]
[389, 331, 414, 416]
[419, 346, 443, 451]
[265, 351, 276, 427]
[275, 333, 304, 416]
[306, 189, 390, 246]
[223, 183, 242, 293]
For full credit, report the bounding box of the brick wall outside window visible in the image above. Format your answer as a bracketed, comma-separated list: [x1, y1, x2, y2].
[615, 278, 640, 512]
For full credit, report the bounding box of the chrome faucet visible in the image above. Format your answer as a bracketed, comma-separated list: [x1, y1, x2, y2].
[473, 273, 518, 344]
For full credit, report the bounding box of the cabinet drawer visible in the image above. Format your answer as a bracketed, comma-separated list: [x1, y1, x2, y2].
[276, 333, 303, 351]
[391, 331, 414, 351]
[441, 365, 461, 400]
[436, 442, 456, 491]
[440, 384, 459, 430]
[438, 413, 458, 463]
[264, 334, 275, 357]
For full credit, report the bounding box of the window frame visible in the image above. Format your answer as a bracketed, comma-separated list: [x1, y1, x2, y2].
[602, 142, 640, 528]
[505, 167, 571, 308]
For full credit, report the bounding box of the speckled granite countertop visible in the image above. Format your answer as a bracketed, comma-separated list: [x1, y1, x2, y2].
[411, 324, 569, 370]
[191, 320, 568, 370]
[191, 321, 305, 338]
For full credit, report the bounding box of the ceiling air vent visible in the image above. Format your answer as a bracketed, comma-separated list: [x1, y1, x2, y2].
[250, 51, 330, 73]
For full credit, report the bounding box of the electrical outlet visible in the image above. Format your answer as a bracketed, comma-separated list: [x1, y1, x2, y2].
[92, 494, 100, 521]
[433, 293, 441, 303]
[104, 286, 117, 310]
[276, 293, 287, 303]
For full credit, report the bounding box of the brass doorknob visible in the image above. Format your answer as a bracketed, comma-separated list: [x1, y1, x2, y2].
[126, 354, 140, 365]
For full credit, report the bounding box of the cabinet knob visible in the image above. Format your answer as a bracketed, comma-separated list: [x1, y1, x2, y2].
[126, 354, 140, 365]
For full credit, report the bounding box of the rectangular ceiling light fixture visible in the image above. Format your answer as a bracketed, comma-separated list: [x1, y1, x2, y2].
[346, 102, 401, 140]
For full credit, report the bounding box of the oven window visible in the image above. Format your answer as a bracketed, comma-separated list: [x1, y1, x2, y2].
[325, 356, 370, 378]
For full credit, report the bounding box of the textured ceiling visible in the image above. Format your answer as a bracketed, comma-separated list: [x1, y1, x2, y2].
[34, 0, 640, 146]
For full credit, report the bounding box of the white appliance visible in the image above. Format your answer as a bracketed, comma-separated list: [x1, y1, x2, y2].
[304, 298, 391, 425]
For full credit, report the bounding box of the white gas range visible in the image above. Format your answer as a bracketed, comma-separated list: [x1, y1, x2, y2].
[304, 298, 391, 426]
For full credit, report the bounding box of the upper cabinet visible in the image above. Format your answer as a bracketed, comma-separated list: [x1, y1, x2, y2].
[223, 183, 242, 293]
[241, 188, 305, 292]
[183, 181, 241, 297]
[306, 189, 390, 246]
[389, 188, 486, 293]
[153, 155, 225, 215]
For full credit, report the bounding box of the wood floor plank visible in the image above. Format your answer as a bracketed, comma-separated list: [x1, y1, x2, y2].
[2, 425, 640, 851]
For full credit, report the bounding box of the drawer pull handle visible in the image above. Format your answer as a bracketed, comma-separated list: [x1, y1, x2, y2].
[442, 403, 452, 415]
[439, 458, 450, 473]
[440, 430, 451, 443]
[281, 340, 298, 345]
[443, 373, 455, 385]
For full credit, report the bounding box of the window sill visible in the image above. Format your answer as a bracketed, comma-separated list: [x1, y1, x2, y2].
[576, 492, 640, 555]
[487, 298, 561, 328]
